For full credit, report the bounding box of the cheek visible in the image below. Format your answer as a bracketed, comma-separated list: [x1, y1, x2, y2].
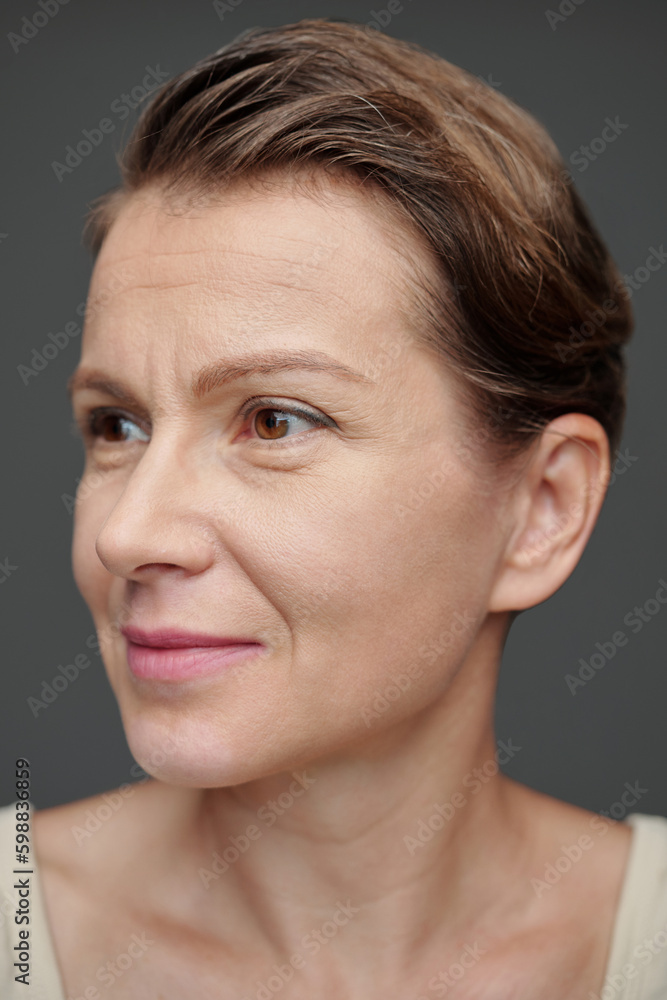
[249, 454, 493, 711]
[127, 480, 493, 787]
[71, 481, 115, 608]
[73, 438, 501, 784]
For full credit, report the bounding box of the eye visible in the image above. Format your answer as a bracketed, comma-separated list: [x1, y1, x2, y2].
[252, 408, 319, 441]
[241, 400, 336, 444]
[80, 408, 150, 444]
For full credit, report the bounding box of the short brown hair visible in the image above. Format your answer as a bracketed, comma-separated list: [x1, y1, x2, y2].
[84, 17, 633, 465]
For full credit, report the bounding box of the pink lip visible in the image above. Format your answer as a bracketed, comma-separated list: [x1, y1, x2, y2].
[121, 626, 266, 681]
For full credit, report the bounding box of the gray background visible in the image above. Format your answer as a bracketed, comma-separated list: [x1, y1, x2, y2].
[1, 0, 665, 815]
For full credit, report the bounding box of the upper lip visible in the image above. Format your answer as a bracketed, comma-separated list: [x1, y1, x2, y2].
[121, 626, 262, 649]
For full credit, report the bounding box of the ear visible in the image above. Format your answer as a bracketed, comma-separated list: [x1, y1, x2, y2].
[488, 414, 611, 613]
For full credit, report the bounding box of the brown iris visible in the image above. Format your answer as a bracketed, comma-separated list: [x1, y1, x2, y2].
[254, 409, 290, 440]
[91, 411, 136, 443]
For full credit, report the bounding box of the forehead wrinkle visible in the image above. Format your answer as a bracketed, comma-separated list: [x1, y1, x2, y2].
[99, 215, 402, 273]
[115, 281, 213, 292]
[92, 272, 359, 306]
[93, 195, 424, 338]
[111, 251, 385, 309]
[97, 195, 416, 306]
[94, 250, 353, 291]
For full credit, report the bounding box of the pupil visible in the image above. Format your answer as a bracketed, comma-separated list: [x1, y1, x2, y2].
[108, 416, 123, 441]
[98, 414, 125, 441]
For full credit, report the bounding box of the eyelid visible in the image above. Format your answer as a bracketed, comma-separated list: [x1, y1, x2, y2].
[239, 396, 338, 431]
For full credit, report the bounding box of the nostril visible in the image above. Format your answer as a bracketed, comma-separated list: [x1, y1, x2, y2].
[135, 563, 185, 573]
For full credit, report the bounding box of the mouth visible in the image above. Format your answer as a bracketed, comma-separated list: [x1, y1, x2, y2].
[120, 626, 266, 682]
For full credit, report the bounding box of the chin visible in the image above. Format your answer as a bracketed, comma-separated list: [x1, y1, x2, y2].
[121, 715, 248, 787]
[117, 702, 310, 789]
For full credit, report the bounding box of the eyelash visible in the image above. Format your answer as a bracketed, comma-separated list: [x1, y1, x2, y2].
[78, 398, 336, 447]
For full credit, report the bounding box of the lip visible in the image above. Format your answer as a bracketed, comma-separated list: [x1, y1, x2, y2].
[121, 626, 266, 681]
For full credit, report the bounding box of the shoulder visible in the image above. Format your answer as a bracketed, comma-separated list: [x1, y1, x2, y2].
[30, 778, 179, 940]
[465, 780, 637, 996]
[603, 812, 667, 996]
[31, 777, 200, 919]
[505, 777, 635, 899]
[32, 778, 173, 883]
[29, 780, 185, 996]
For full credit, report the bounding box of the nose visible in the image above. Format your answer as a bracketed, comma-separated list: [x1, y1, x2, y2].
[94, 435, 217, 581]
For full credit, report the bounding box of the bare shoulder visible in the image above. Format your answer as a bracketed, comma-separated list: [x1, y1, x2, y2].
[471, 779, 635, 998]
[515, 779, 634, 886]
[32, 779, 192, 994]
[33, 777, 173, 875]
[32, 778, 175, 934]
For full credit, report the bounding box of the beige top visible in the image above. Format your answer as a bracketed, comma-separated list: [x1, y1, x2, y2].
[1, 804, 666, 998]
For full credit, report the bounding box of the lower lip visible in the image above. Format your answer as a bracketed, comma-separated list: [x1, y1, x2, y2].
[126, 641, 265, 681]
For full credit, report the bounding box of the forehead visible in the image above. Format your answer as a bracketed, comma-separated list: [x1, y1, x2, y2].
[79, 177, 439, 392]
[90, 176, 420, 315]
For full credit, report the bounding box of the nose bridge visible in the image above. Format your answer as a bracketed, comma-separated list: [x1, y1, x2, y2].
[95, 430, 215, 576]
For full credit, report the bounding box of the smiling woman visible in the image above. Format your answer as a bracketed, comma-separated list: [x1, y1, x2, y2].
[2, 15, 666, 1000]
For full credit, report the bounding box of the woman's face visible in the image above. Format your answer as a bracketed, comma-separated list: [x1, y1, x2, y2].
[69, 177, 513, 786]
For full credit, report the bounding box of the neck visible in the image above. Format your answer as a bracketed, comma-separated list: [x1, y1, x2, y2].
[160, 620, 532, 983]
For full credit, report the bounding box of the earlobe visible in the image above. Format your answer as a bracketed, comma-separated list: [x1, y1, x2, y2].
[487, 414, 610, 613]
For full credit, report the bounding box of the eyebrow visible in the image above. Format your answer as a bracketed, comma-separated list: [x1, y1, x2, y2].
[66, 348, 375, 402]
